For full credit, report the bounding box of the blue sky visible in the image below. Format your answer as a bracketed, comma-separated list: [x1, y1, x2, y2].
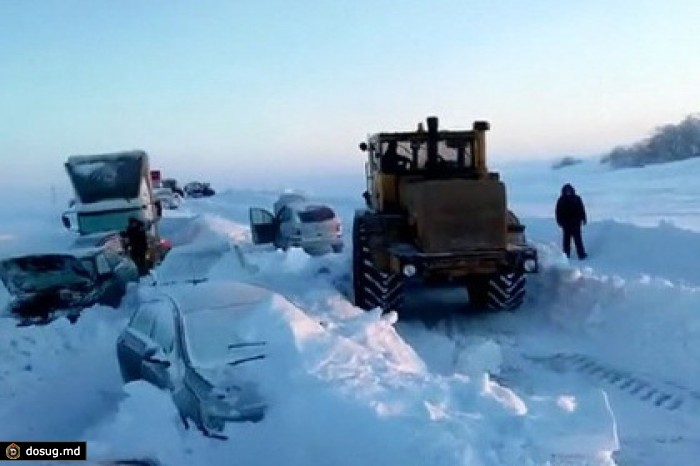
[2, 0, 699, 189]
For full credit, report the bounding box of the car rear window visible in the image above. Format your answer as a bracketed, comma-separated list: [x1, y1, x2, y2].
[298, 206, 335, 223]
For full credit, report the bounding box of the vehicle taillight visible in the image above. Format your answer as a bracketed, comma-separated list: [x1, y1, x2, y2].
[160, 238, 172, 250]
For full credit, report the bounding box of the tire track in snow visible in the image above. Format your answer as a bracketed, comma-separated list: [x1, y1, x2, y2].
[525, 352, 700, 414]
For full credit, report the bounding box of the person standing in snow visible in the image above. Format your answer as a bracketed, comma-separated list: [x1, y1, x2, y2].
[555, 183, 588, 260]
[122, 217, 149, 276]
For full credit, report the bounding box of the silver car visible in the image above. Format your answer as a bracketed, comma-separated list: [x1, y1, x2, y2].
[116, 280, 270, 438]
[153, 187, 182, 210]
[249, 200, 343, 254]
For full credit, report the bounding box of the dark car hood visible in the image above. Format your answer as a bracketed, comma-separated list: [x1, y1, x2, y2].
[0, 254, 94, 296]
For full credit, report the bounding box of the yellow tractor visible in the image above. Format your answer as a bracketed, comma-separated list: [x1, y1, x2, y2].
[352, 116, 538, 313]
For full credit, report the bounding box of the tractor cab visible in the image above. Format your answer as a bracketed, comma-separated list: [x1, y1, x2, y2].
[360, 118, 494, 212]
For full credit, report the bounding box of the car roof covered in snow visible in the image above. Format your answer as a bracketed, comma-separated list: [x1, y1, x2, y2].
[273, 192, 308, 214]
[163, 280, 274, 314]
[285, 201, 334, 211]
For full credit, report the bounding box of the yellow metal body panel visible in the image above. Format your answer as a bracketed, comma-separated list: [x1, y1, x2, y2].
[398, 178, 507, 253]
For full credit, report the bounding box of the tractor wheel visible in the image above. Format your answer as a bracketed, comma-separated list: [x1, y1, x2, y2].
[352, 215, 403, 313]
[466, 272, 526, 311]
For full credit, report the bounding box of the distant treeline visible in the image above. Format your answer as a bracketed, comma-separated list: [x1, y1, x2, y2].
[601, 114, 700, 168]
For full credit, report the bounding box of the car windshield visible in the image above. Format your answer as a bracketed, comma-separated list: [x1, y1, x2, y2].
[298, 206, 335, 223]
[182, 307, 265, 368]
[0, 255, 92, 294]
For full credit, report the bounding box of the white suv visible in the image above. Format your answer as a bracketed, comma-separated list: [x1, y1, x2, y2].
[249, 196, 343, 255]
[153, 187, 182, 209]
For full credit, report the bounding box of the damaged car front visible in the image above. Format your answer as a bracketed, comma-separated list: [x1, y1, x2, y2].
[185, 344, 268, 434]
[0, 253, 99, 324]
[177, 312, 268, 437]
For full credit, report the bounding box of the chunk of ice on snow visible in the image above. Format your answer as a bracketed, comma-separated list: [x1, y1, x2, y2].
[526, 389, 619, 457]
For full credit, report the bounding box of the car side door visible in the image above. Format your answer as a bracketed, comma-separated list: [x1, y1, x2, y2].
[277, 206, 293, 245]
[116, 303, 157, 382]
[249, 207, 277, 244]
[141, 304, 178, 390]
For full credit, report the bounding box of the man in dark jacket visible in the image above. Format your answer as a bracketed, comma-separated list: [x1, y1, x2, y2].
[122, 217, 149, 276]
[555, 183, 588, 260]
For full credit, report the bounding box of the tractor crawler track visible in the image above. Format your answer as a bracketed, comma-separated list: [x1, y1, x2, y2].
[527, 352, 699, 413]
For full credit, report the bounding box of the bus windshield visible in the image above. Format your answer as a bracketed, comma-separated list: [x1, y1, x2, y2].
[66, 155, 143, 204]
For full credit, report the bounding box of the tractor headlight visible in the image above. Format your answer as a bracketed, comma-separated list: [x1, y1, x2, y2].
[523, 259, 537, 272]
[402, 264, 417, 277]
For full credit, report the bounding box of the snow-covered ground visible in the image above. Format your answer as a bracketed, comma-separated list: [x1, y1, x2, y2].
[2, 156, 700, 465]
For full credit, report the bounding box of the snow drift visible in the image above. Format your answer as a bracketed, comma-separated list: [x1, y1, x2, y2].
[3, 156, 700, 465]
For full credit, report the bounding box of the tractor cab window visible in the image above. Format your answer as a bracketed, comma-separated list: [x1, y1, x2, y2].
[378, 141, 413, 173]
[369, 145, 381, 171]
[378, 139, 473, 173]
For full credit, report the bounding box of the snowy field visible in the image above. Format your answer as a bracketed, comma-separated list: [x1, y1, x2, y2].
[1, 157, 700, 465]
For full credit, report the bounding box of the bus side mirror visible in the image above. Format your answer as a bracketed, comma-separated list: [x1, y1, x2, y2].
[61, 214, 71, 229]
[155, 200, 163, 218]
[359, 142, 368, 152]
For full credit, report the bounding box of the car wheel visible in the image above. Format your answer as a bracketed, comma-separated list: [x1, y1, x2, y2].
[274, 236, 289, 251]
[118, 362, 139, 383]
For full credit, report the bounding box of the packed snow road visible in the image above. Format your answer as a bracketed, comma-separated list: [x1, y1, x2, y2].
[173, 187, 700, 466]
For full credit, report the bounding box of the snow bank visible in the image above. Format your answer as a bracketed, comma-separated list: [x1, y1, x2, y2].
[524, 218, 700, 285]
[504, 155, 700, 232]
[8, 156, 700, 465]
[83, 284, 617, 466]
[0, 304, 130, 440]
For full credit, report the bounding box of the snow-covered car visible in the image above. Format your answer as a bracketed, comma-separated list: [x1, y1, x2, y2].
[153, 187, 183, 210]
[116, 280, 269, 438]
[0, 245, 138, 326]
[162, 178, 185, 197]
[249, 195, 344, 255]
[184, 182, 215, 198]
